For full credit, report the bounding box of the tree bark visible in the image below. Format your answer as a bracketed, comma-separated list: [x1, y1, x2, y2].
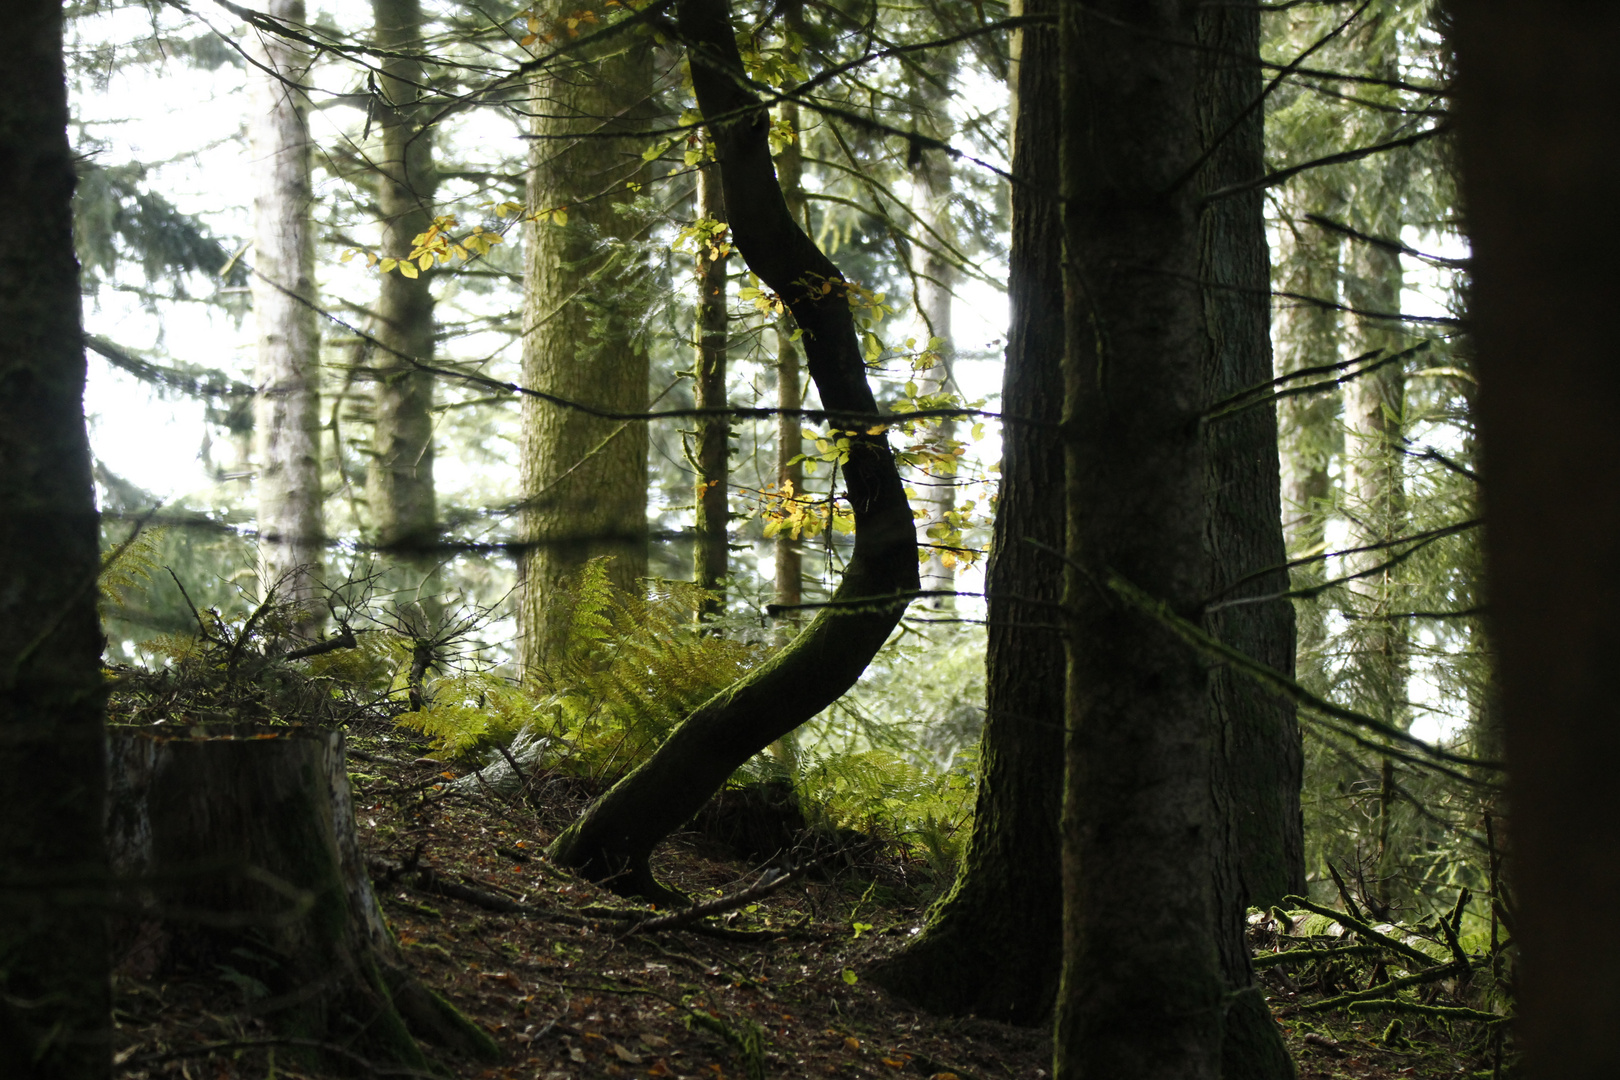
[1451, 6, 1620, 1078]
[773, 99, 807, 621]
[546, 0, 919, 898]
[866, 0, 1065, 1024]
[518, 40, 653, 671]
[250, 0, 324, 614]
[368, 0, 439, 582]
[106, 727, 497, 1069]
[0, 4, 110, 1072]
[1195, 3, 1302, 1074]
[693, 157, 730, 619]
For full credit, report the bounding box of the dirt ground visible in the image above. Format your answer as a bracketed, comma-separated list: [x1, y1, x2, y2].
[109, 718, 1506, 1080]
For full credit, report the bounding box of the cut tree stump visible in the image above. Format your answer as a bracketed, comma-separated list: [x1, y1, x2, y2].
[106, 725, 498, 1071]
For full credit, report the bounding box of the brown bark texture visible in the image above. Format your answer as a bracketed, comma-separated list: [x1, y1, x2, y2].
[866, 0, 1065, 1024]
[106, 727, 498, 1069]
[1195, 2, 1303, 1073]
[546, 0, 919, 897]
[693, 158, 730, 617]
[368, 0, 439, 569]
[0, 3, 111, 1073]
[1452, 5, 1620, 1078]
[518, 39, 654, 670]
[250, 0, 324, 610]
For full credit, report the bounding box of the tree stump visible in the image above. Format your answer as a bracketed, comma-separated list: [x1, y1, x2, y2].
[106, 725, 497, 1071]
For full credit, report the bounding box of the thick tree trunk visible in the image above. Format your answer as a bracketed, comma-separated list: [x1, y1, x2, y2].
[546, 0, 919, 898]
[250, 0, 324, 613]
[518, 42, 653, 671]
[106, 727, 497, 1069]
[0, 4, 110, 1072]
[866, 0, 1065, 1024]
[693, 158, 730, 618]
[368, 0, 439, 583]
[1054, 1, 1225, 1076]
[1451, 7, 1620, 1078]
[1195, 3, 1302, 1075]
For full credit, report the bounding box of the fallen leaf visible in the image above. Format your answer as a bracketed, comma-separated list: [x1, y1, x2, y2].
[611, 1043, 642, 1064]
[568, 1047, 586, 1063]
[641, 1034, 670, 1049]
[844, 1036, 861, 1052]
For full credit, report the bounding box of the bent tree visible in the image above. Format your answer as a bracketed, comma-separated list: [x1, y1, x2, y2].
[546, 0, 919, 896]
[1, 1, 110, 1072]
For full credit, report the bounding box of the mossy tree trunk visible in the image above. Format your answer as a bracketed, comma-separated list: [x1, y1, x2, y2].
[368, 0, 440, 596]
[867, 0, 1065, 1024]
[0, 4, 111, 1071]
[249, 0, 324, 614]
[546, 0, 919, 898]
[518, 38, 653, 671]
[1452, 7, 1620, 1077]
[106, 727, 498, 1071]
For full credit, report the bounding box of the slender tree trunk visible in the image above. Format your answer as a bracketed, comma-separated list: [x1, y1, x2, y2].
[867, 0, 1065, 1024]
[250, 0, 323, 613]
[693, 157, 729, 618]
[911, 67, 960, 610]
[773, 100, 807, 622]
[1274, 196, 1344, 690]
[519, 40, 653, 671]
[1452, 7, 1620, 1077]
[1344, 228, 1407, 916]
[368, 0, 438, 594]
[2, 5, 110, 1072]
[547, 0, 919, 898]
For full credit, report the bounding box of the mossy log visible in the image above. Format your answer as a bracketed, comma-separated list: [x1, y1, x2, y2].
[106, 726, 498, 1072]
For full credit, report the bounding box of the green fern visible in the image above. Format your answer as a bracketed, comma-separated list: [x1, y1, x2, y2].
[398, 559, 764, 772]
[98, 526, 166, 609]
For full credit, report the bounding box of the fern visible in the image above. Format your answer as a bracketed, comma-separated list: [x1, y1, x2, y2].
[98, 526, 166, 609]
[399, 559, 764, 773]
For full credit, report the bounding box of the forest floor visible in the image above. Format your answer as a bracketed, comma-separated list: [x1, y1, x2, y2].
[109, 714, 1504, 1080]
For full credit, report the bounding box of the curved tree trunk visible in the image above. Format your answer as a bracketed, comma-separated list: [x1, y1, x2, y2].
[368, 0, 439, 595]
[250, 0, 324, 614]
[106, 727, 497, 1070]
[546, 0, 919, 898]
[773, 99, 807, 625]
[867, 0, 1066, 1024]
[0, 4, 110, 1070]
[518, 40, 653, 671]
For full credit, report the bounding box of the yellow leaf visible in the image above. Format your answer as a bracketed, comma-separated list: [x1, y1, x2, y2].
[418, 253, 434, 271]
[380, 257, 398, 273]
[340, 248, 356, 263]
[399, 260, 419, 279]
[843, 1036, 861, 1051]
[552, 207, 569, 225]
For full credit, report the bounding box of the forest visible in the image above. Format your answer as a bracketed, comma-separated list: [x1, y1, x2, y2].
[1, 0, 1613, 1078]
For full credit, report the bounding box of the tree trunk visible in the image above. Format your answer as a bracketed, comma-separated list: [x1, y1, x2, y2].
[866, 0, 1065, 1024]
[368, 0, 439, 587]
[250, 0, 324, 614]
[0, 4, 110, 1071]
[546, 0, 919, 899]
[1054, 1, 1223, 1075]
[910, 64, 960, 610]
[693, 157, 730, 619]
[1452, 6, 1620, 1078]
[773, 99, 807, 622]
[1195, 3, 1302, 1075]
[518, 41, 653, 671]
[1274, 197, 1344, 691]
[106, 727, 497, 1069]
